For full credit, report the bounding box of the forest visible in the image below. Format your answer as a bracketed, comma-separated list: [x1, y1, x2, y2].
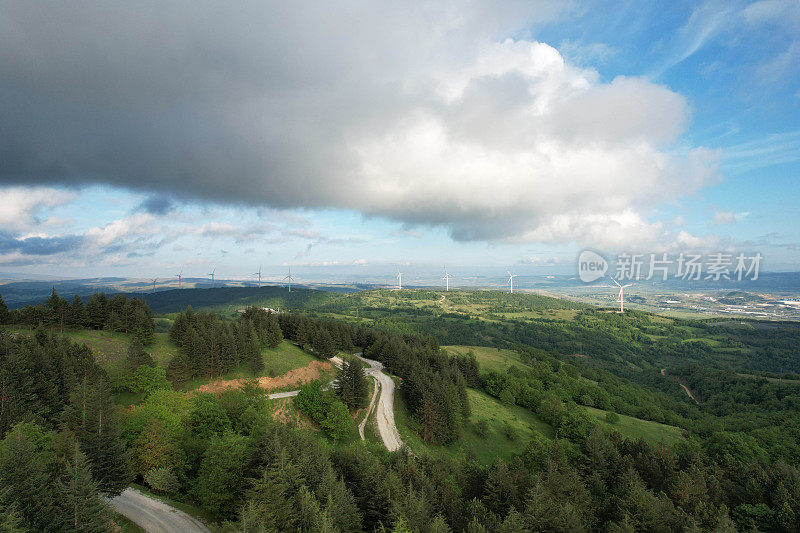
[1, 288, 799, 531]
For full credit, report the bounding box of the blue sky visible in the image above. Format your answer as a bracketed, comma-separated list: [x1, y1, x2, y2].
[1, 0, 798, 281]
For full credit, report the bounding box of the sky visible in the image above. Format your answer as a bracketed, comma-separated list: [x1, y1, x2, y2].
[1, 0, 799, 283]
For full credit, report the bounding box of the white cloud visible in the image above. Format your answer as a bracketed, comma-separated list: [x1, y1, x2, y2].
[0, 186, 76, 232]
[713, 210, 750, 224]
[84, 213, 159, 248]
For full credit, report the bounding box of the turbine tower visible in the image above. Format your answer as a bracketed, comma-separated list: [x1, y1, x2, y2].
[396, 265, 404, 290]
[175, 270, 182, 288]
[283, 266, 294, 292]
[506, 270, 519, 294]
[442, 266, 453, 292]
[253, 265, 262, 287]
[611, 277, 634, 313]
[208, 268, 215, 288]
[150, 278, 158, 294]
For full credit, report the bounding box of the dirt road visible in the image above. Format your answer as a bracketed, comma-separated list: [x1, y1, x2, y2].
[661, 368, 700, 404]
[359, 376, 380, 440]
[356, 354, 404, 451]
[110, 488, 210, 533]
[266, 353, 404, 451]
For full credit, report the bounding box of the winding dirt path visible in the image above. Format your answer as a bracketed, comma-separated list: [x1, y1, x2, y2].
[661, 368, 700, 404]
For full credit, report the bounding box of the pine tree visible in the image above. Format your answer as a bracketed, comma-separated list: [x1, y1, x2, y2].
[312, 328, 336, 359]
[0, 498, 26, 533]
[56, 448, 111, 533]
[68, 295, 87, 329]
[334, 359, 369, 411]
[125, 340, 154, 371]
[46, 288, 67, 333]
[266, 312, 283, 348]
[85, 293, 107, 330]
[0, 423, 60, 532]
[0, 293, 8, 325]
[249, 331, 264, 375]
[62, 378, 132, 495]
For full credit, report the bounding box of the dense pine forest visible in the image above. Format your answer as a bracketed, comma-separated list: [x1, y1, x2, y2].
[1, 288, 799, 531]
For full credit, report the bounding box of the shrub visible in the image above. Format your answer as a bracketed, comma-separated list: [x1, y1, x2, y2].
[144, 467, 179, 494]
[503, 421, 518, 442]
[605, 411, 620, 425]
[474, 419, 491, 439]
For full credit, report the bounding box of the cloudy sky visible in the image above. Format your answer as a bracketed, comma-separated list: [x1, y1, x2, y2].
[1, 0, 799, 281]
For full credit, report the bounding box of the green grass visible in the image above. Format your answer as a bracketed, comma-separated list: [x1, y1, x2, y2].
[263, 340, 318, 375]
[393, 386, 554, 464]
[2, 327, 179, 368]
[182, 340, 329, 391]
[586, 407, 683, 445]
[444, 345, 529, 375]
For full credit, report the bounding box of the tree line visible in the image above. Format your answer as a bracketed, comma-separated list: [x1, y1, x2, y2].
[0, 289, 155, 344]
[166, 306, 283, 385]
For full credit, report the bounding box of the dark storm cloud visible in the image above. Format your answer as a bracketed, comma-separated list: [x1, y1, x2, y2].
[0, 2, 552, 209]
[137, 195, 175, 215]
[0, 1, 715, 247]
[0, 232, 84, 255]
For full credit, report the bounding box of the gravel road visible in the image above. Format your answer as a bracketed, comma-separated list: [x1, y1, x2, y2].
[110, 488, 210, 533]
[356, 354, 404, 451]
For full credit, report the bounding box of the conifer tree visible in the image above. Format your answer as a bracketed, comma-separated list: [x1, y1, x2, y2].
[249, 331, 264, 375]
[0, 423, 59, 532]
[68, 295, 87, 328]
[125, 340, 154, 371]
[56, 448, 111, 533]
[62, 378, 131, 495]
[0, 293, 9, 325]
[312, 328, 336, 359]
[266, 312, 283, 348]
[85, 293, 107, 330]
[334, 359, 369, 411]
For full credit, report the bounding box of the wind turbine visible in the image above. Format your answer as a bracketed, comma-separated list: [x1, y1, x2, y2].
[506, 270, 519, 294]
[253, 265, 262, 287]
[611, 277, 634, 313]
[442, 266, 453, 292]
[174, 270, 182, 288]
[283, 266, 294, 292]
[396, 265, 404, 290]
[150, 278, 158, 294]
[208, 268, 215, 288]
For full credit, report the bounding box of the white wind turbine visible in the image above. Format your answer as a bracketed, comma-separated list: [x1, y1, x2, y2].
[208, 268, 215, 288]
[442, 266, 453, 292]
[150, 278, 158, 294]
[253, 265, 262, 287]
[506, 269, 519, 294]
[283, 266, 294, 292]
[174, 270, 182, 289]
[611, 277, 634, 313]
[396, 265, 404, 290]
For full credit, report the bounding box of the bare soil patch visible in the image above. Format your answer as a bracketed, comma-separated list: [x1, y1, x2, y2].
[195, 360, 333, 394]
